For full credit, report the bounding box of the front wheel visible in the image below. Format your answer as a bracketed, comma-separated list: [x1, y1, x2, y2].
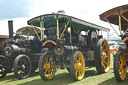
[70, 51, 85, 81]
[39, 53, 56, 81]
[114, 52, 126, 82]
[13, 54, 31, 79]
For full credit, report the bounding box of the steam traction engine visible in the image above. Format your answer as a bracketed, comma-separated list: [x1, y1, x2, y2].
[100, 4, 128, 82]
[28, 14, 110, 81]
[0, 21, 42, 79]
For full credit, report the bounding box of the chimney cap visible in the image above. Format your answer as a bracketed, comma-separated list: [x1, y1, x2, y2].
[57, 10, 66, 15]
[8, 20, 13, 22]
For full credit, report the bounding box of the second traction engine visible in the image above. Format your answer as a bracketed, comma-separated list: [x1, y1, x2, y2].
[0, 20, 42, 79]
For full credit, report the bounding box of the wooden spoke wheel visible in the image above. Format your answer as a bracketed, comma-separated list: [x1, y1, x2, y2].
[114, 52, 126, 82]
[13, 54, 31, 79]
[95, 39, 110, 73]
[39, 53, 56, 80]
[70, 51, 85, 81]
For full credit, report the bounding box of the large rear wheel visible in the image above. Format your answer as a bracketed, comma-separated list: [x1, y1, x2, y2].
[114, 52, 126, 82]
[70, 51, 85, 81]
[39, 53, 56, 80]
[95, 39, 110, 73]
[13, 54, 31, 79]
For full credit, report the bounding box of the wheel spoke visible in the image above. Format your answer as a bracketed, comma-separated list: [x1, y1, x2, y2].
[75, 70, 78, 77]
[120, 68, 126, 78]
[75, 59, 79, 63]
[78, 56, 81, 63]
[45, 56, 49, 63]
[17, 65, 22, 70]
[19, 70, 23, 77]
[44, 69, 48, 74]
[119, 68, 123, 73]
[102, 48, 107, 53]
[21, 59, 25, 64]
[102, 64, 106, 69]
[102, 60, 108, 66]
[48, 69, 51, 74]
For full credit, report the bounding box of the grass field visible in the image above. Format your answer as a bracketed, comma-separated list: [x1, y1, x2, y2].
[0, 55, 128, 85]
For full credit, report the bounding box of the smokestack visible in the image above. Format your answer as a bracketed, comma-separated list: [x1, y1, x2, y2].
[8, 20, 13, 38]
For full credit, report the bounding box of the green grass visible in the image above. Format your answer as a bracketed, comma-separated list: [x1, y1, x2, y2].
[0, 55, 128, 85]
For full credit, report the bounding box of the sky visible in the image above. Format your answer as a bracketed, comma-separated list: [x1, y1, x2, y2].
[0, 0, 128, 37]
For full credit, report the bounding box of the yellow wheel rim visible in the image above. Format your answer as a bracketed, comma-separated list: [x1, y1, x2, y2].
[101, 40, 110, 72]
[43, 54, 56, 80]
[74, 52, 85, 80]
[119, 54, 126, 80]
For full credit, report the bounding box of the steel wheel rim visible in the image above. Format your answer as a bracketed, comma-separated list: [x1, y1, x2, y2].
[17, 57, 30, 78]
[74, 52, 85, 80]
[101, 40, 110, 72]
[42, 54, 56, 80]
[119, 54, 126, 80]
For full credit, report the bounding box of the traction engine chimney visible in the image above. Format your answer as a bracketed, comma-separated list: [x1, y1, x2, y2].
[8, 20, 13, 38]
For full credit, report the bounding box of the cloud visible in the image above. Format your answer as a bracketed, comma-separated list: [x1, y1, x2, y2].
[0, 0, 37, 20]
[0, 0, 128, 37]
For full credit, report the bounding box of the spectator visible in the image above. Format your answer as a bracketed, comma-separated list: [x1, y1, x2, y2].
[112, 48, 118, 57]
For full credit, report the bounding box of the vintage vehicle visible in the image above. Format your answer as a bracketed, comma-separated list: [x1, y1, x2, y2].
[28, 14, 110, 81]
[100, 4, 128, 82]
[0, 21, 43, 79]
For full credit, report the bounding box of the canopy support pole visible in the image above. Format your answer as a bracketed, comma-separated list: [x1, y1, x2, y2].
[119, 15, 122, 35]
[106, 19, 119, 36]
[57, 19, 59, 40]
[59, 20, 70, 39]
[40, 21, 44, 41]
[31, 25, 41, 41]
[70, 26, 72, 44]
